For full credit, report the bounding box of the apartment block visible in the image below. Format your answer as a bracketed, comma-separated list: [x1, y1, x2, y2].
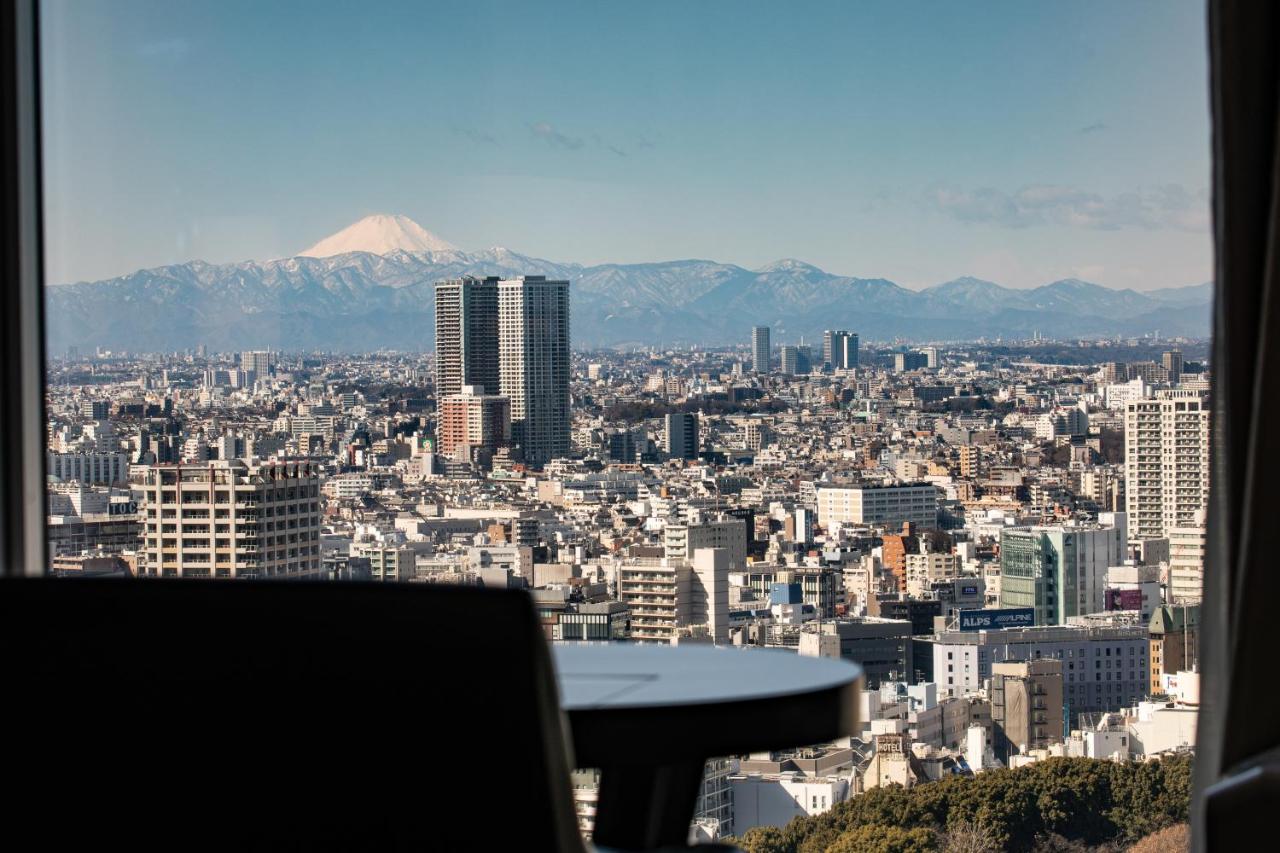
[139, 459, 322, 580]
[751, 326, 770, 373]
[1124, 390, 1210, 540]
[438, 384, 511, 458]
[990, 659, 1065, 761]
[498, 276, 571, 466]
[434, 276, 500, 398]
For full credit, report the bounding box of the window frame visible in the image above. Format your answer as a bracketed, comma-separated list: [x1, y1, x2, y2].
[1, 0, 49, 579]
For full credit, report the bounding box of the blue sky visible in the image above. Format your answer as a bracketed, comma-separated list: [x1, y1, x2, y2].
[41, 0, 1211, 291]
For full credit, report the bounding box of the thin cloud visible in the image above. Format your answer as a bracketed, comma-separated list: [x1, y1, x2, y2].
[587, 134, 628, 158]
[454, 127, 499, 146]
[1080, 122, 1108, 134]
[929, 183, 1209, 232]
[529, 121, 584, 150]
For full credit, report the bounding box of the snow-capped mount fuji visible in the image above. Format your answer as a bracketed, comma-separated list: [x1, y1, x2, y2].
[44, 220, 1214, 351]
[299, 214, 459, 257]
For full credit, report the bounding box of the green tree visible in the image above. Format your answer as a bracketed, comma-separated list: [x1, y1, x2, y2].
[826, 824, 938, 853]
[735, 825, 788, 853]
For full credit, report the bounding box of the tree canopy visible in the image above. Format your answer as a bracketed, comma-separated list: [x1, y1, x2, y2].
[730, 756, 1192, 853]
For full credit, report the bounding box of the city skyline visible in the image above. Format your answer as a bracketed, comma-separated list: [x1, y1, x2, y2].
[41, 1, 1210, 293]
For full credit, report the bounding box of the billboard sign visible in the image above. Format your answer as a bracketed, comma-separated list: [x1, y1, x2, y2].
[958, 607, 1035, 631]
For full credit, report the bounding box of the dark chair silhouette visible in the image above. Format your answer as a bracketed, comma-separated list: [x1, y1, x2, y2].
[2, 578, 586, 852]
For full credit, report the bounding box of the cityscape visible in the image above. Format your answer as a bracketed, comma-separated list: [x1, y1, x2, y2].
[36, 2, 1212, 850]
[44, 218, 1204, 851]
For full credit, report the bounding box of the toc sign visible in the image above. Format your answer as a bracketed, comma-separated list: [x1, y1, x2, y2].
[958, 608, 1035, 631]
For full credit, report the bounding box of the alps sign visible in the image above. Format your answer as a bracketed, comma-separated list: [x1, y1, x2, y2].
[957, 608, 1035, 631]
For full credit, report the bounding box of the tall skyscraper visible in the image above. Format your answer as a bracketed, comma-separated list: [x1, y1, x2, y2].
[841, 333, 859, 368]
[822, 330, 858, 369]
[664, 412, 699, 460]
[751, 326, 770, 373]
[1161, 349, 1184, 384]
[498, 276, 571, 466]
[1125, 390, 1210, 541]
[796, 344, 813, 374]
[434, 276, 500, 398]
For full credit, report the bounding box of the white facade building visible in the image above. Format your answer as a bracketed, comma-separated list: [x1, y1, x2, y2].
[1124, 390, 1210, 541]
[47, 451, 130, 485]
[1168, 516, 1207, 604]
[690, 548, 730, 644]
[729, 773, 848, 835]
[498, 276, 570, 466]
[816, 483, 939, 530]
[139, 459, 323, 580]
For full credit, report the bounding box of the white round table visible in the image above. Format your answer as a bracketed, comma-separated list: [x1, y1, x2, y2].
[553, 644, 862, 849]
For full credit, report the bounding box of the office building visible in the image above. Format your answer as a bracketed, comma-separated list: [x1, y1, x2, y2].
[664, 412, 699, 460]
[438, 384, 511, 458]
[46, 450, 129, 485]
[799, 617, 913, 688]
[794, 507, 814, 545]
[923, 347, 940, 369]
[932, 624, 1149, 719]
[239, 350, 273, 380]
[1161, 349, 1184, 384]
[434, 276, 500, 398]
[741, 567, 838, 619]
[664, 518, 748, 569]
[751, 326, 771, 373]
[816, 483, 939, 530]
[990, 659, 1065, 762]
[823, 330, 859, 369]
[138, 459, 323, 580]
[1124, 390, 1210, 540]
[552, 602, 631, 642]
[46, 483, 141, 557]
[795, 345, 813, 374]
[999, 518, 1127, 626]
[840, 333, 859, 369]
[498, 276, 571, 466]
[894, 351, 929, 372]
[690, 548, 730, 644]
[779, 345, 799, 375]
[607, 429, 638, 464]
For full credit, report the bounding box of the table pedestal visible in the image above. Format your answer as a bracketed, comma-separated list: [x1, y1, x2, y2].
[592, 759, 707, 850]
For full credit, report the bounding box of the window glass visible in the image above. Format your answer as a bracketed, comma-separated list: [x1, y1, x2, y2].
[38, 1, 1209, 847]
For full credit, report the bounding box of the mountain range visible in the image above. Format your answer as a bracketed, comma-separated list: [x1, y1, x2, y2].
[45, 215, 1212, 353]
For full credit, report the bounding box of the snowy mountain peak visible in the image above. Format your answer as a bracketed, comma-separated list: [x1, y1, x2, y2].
[756, 258, 823, 275]
[299, 214, 458, 258]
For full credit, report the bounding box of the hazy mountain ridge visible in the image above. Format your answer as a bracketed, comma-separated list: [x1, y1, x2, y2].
[46, 248, 1212, 352]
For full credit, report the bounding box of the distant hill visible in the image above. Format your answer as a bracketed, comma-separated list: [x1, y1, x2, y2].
[45, 216, 1212, 352]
